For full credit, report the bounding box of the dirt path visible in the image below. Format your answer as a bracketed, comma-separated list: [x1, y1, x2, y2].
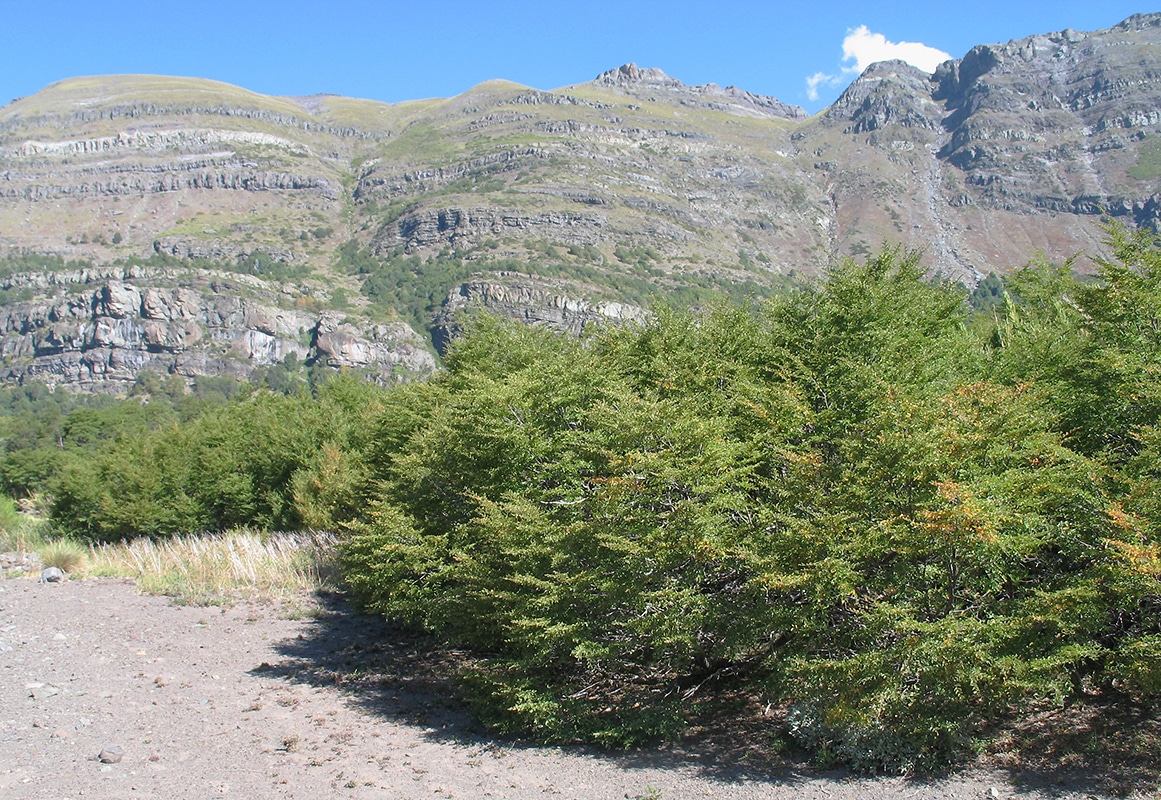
[0, 578, 1134, 799]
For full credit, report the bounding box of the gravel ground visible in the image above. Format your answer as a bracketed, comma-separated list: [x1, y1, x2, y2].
[0, 577, 1144, 799]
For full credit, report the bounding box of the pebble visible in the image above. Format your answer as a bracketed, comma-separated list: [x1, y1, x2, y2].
[99, 746, 124, 764]
[27, 683, 60, 700]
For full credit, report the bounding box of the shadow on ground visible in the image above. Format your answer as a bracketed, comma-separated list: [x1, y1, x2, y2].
[985, 701, 1161, 797]
[252, 589, 1160, 797]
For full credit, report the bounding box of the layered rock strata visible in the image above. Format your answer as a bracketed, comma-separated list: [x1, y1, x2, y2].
[0, 269, 435, 392]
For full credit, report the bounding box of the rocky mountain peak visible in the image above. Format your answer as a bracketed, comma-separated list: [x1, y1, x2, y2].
[930, 16, 1146, 105]
[825, 59, 942, 132]
[931, 45, 1000, 103]
[594, 63, 681, 88]
[1114, 11, 1161, 32]
[591, 63, 805, 120]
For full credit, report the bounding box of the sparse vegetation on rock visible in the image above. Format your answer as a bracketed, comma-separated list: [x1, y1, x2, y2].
[2, 15, 1161, 394]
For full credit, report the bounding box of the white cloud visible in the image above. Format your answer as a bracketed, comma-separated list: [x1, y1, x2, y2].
[841, 25, 951, 74]
[805, 71, 844, 101]
[803, 26, 951, 104]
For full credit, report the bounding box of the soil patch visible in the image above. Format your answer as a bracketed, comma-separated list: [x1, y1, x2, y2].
[0, 578, 1150, 799]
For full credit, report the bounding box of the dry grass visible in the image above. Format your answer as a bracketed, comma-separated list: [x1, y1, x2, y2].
[38, 538, 87, 573]
[0, 525, 45, 557]
[87, 530, 340, 605]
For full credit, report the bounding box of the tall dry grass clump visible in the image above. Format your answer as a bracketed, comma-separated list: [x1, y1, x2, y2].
[88, 529, 338, 604]
[38, 538, 87, 573]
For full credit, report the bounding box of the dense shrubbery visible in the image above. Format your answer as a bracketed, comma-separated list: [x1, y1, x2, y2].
[44, 375, 385, 540]
[339, 237, 1161, 767]
[334, 245, 1152, 765]
[10, 230, 1161, 769]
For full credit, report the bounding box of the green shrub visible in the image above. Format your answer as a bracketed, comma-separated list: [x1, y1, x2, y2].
[0, 494, 23, 534]
[48, 375, 388, 541]
[337, 243, 1161, 766]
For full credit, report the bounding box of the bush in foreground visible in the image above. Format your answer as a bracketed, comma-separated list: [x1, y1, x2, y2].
[38, 237, 1161, 771]
[340, 244, 1161, 768]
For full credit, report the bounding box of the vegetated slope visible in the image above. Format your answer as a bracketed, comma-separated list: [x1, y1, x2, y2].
[0, 14, 1160, 391]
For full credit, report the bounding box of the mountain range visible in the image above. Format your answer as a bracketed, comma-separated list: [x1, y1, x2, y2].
[1, 13, 1159, 392]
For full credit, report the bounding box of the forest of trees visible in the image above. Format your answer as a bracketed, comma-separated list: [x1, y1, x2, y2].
[2, 228, 1160, 772]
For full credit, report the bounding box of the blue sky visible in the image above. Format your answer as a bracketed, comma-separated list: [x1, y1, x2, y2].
[1, 2, 1152, 113]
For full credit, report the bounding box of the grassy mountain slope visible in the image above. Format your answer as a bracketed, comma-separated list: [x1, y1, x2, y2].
[0, 14, 1159, 372]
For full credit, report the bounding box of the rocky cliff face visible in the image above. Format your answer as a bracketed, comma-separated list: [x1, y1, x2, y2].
[1, 16, 1160, 392]
[799, 13, 1161, 280]
[0, 76, 380, 269]
[824, 61, 943, 134]
[431, 276, 648, 353]
[380, 206, 608, 254]
[0, 266, 435, 392]
[931, 14, 1161, 225]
